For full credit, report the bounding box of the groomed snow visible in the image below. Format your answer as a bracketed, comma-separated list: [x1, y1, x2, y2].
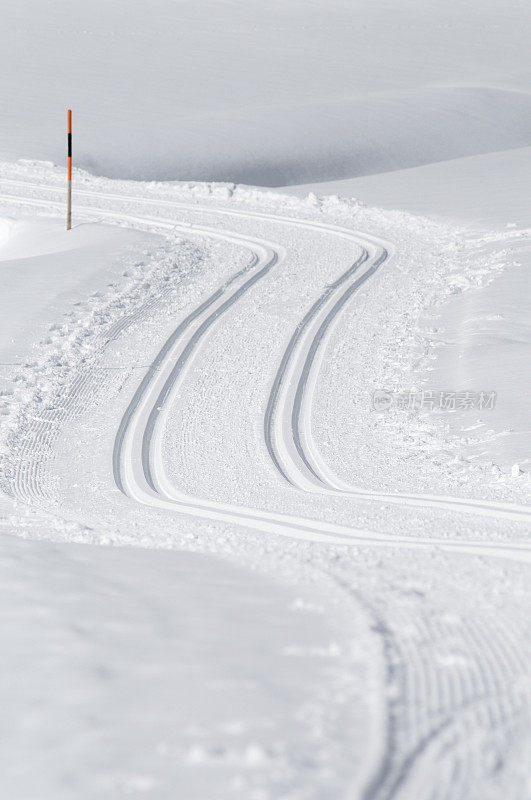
[0, 158, 530, 799]
[1, 2, 531, 795]
[289, 145, 531, 486]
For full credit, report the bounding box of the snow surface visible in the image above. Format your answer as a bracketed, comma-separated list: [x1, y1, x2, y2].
[289, 145, 531, 485]
[1, 533, 379, 799]
[0, 159, 530, 799]
[1, 0, 531, 184]
[288, 146, 531, 230]
[1, 1, 531, 797]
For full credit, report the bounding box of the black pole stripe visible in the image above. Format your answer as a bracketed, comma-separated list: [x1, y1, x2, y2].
[68, 132, 72, 157]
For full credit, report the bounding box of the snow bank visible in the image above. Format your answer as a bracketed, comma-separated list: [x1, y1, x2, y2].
[1, 0, 531, 185]
[288, 146, 531, 230]
[0, 217, 157, 367]
[0, 533, 376, 800]
[424, 248, 531, 476]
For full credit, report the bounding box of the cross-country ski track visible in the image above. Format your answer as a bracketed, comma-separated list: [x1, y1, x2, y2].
[0, 176, 530, 565]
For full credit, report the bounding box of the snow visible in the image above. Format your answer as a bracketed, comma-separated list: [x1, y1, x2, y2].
[0, 159, 530, 799]
[0, 533, 380, 799]
[421, 246, 531, 476]
[1, 2, 531, 798]
[288, 145, 531, 487]
[0, 217, 155, 365]
[288, 146, 531, 230]
[1, 1, 531, 184]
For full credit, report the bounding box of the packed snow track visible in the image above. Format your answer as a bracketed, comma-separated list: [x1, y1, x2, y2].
[1, 169, 531, 800]
[0, 176, 530, 562]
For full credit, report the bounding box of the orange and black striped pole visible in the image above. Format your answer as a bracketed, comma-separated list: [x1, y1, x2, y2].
[67, 109, 72, 230]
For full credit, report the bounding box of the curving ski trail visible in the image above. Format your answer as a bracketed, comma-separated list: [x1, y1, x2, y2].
[0, 179, 530, 559]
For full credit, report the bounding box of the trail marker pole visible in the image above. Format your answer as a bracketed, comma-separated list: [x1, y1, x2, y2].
[67, 109, 72, 230]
